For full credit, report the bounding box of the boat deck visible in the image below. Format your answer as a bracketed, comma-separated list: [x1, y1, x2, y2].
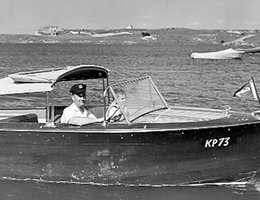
[133, 106, 228, 123]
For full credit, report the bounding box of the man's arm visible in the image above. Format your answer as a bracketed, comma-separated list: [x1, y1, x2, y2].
[68, 116, 103, 126]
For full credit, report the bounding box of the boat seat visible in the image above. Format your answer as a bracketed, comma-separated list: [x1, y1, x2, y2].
[52, 105, 66, 123]
[0, 113, 38, 123]
[88, 106, 104, 118]
[54, 114, 62, 123]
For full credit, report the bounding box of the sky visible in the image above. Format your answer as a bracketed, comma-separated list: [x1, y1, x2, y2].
[0, 0, 260, 34]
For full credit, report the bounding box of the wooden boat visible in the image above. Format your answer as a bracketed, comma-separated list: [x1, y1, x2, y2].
[0, 64, 259, 185]
[191, 48, 244, 59]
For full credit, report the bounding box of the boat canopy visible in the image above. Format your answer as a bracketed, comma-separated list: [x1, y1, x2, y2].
[0, 65, 110, 95]
[0, 77, 53, 95]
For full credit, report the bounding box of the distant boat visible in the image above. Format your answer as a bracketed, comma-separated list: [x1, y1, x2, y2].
[226, 30, 245, 35]
[243, 47, 260, 54]
[191, 48, 245, 60]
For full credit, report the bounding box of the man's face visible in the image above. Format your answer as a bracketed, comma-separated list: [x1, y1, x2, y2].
[72, 93, 86, 107]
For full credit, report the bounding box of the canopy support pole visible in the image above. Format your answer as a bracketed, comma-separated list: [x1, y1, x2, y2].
[46, 92, 50, 123]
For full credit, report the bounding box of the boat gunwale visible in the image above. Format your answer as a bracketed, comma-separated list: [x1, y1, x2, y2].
[0, 118, 259, 134]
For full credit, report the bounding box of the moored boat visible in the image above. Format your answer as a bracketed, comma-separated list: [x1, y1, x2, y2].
[243, 47, 260, 54]
[0, 65, 259, 185]
[191, 48, 244, 59]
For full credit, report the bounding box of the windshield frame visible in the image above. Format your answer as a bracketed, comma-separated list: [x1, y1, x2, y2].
[104, 76, 169, 124]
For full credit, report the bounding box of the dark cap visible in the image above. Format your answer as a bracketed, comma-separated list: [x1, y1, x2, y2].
[69, 84, 86, 97]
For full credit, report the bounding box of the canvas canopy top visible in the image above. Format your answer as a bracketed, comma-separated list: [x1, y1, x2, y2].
[0, 65, 110, 95]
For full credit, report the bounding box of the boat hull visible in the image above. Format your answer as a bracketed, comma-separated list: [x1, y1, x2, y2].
[0, 121, 259, 185]
[191, 48, 244, 60]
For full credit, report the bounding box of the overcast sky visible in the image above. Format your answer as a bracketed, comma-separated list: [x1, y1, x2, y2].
[1, 0, 260, 34]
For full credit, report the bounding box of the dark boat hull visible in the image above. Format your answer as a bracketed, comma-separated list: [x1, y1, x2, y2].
[0, 120, 259, 185]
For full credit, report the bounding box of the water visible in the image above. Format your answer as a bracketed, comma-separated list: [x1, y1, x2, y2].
[0, 30, 259, 199]
[0, 179, 259, 200]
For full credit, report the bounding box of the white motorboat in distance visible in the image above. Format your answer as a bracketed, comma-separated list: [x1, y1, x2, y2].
[191, 48, 245, 59]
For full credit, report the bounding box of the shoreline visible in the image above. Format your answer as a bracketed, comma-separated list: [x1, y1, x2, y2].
[0, 29, 259, 48]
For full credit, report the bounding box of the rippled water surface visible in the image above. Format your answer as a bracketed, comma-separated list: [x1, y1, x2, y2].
[0, 31, 259, 199]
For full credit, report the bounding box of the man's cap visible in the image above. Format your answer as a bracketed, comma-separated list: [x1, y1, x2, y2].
[69, 84, 86, 97]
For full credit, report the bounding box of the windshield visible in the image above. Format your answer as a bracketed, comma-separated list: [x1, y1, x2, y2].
[107, 76, 169, 123]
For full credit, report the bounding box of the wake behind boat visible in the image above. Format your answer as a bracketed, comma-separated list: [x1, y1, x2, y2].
[0, 65, 259, 185]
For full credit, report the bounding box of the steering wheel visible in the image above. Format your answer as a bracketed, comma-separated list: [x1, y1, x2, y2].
[107, 113, 123, 122]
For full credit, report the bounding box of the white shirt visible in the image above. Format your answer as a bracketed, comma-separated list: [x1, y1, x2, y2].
[61, 103, 96, 124]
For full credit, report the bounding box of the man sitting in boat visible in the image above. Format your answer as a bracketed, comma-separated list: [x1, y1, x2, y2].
[106, 88, 129, 122]
[61, 83, 104, 125]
